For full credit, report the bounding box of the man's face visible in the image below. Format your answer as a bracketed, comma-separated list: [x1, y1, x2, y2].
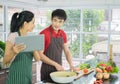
[51, 16, 65, 32]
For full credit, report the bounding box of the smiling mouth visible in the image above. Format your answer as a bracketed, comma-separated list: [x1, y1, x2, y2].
[54, 26, 60, 29]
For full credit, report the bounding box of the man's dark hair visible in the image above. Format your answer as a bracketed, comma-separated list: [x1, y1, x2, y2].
[51, 9, 67, 21]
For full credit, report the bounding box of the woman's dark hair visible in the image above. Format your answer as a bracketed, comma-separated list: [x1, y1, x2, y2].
[51, 9, 67, 21]
[10, 10, 34, 32]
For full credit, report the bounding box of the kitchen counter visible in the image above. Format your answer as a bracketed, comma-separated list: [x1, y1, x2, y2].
[35, 58, 120, 84]
[35, 71, 120, 84]
[73, 58, 120, 84]
[73, 71, 120, 84]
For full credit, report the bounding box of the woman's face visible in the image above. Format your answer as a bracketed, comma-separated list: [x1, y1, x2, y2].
[51, 16, 65, 32]
[26, 17, 35, 32]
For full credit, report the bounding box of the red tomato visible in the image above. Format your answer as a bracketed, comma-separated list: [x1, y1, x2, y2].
[83, 68, 88, 74]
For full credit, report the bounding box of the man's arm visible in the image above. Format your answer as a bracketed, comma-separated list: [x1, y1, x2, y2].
[63, 43, 74, 70]
[38, 51, 64, 71]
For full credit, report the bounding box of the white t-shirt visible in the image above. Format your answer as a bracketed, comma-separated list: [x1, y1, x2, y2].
[6, 32, 19, 63]
[7, 32, 19, 44]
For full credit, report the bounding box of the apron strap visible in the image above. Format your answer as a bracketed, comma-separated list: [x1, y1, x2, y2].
[18, 30, 21, 36]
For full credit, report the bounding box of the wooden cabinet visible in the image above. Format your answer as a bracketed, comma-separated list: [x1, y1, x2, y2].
[0, 62, 37, 84]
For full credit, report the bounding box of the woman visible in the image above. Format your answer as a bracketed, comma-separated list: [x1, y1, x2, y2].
[3, 10, 40, 84]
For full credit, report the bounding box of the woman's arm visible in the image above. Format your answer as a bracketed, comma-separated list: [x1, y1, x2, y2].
[3, 41, 25, 64]
[33, 51, 41, 61]
[3, 41, 16, 64]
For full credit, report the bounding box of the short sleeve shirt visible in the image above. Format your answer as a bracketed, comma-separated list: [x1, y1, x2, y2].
[7, 32, 18, 45]
[40, 25, 67, 52]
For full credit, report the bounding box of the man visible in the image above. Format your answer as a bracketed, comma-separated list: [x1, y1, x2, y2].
[39, 9, 74, 83]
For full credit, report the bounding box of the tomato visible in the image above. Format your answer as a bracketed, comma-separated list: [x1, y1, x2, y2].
[105, 66, 113, 72]
[94, 79, 103, 84]
[99, 63, 107, 67]
[83, 68, 88, 74]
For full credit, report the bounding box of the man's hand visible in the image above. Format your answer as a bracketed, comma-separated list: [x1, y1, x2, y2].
[55, 63, 64, 71]
[70, 65, 75, 71]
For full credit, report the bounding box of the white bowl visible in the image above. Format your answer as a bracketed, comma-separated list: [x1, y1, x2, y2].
[50, 71, 77, 83]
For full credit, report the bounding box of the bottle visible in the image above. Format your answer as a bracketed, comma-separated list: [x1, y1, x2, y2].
[109, 44, 113, 61]
[109, 44, 116, 67]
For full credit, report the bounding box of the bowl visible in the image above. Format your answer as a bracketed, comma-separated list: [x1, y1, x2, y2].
[50, 71, 77, 83]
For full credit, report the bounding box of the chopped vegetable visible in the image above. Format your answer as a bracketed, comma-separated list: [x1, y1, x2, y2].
[79, 63, 90, 70]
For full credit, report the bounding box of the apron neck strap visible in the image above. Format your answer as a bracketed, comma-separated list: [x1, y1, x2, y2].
[18, 30, 21, 36]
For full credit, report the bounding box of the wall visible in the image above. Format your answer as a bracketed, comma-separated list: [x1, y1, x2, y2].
[1, 0, 120, 9]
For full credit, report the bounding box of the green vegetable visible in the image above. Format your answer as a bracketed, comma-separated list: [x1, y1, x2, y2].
[79, 63, 90, 69]
[0, 48, 4, 58]
[0, 40, 5, 58]
[107, 61, 116, 67]
[0, 40, 5, 51]
[112, 67, 119, 73]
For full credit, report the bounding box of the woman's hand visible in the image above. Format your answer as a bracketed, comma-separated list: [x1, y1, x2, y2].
[3, 42, 26, 64]
[13, 43, 26, 54]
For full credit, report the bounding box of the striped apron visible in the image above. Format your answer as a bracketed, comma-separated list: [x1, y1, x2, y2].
[41, 31, 64, 83]
[5, 31, 33, 84]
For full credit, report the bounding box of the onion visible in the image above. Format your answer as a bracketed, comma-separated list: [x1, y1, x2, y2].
[96, 73, 103, 80]
[103, 73, 110, 79]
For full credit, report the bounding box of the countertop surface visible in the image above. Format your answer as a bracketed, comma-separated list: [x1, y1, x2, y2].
[35, 69, 120, 84]
[35, 58, 120, 84]
[73, 71, 120, 84]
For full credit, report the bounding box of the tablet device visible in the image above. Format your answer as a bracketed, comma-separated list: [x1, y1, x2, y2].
[15, 35, 44, 52]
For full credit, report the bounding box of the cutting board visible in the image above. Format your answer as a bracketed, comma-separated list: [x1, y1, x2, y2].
[75, 69, 94, 80]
